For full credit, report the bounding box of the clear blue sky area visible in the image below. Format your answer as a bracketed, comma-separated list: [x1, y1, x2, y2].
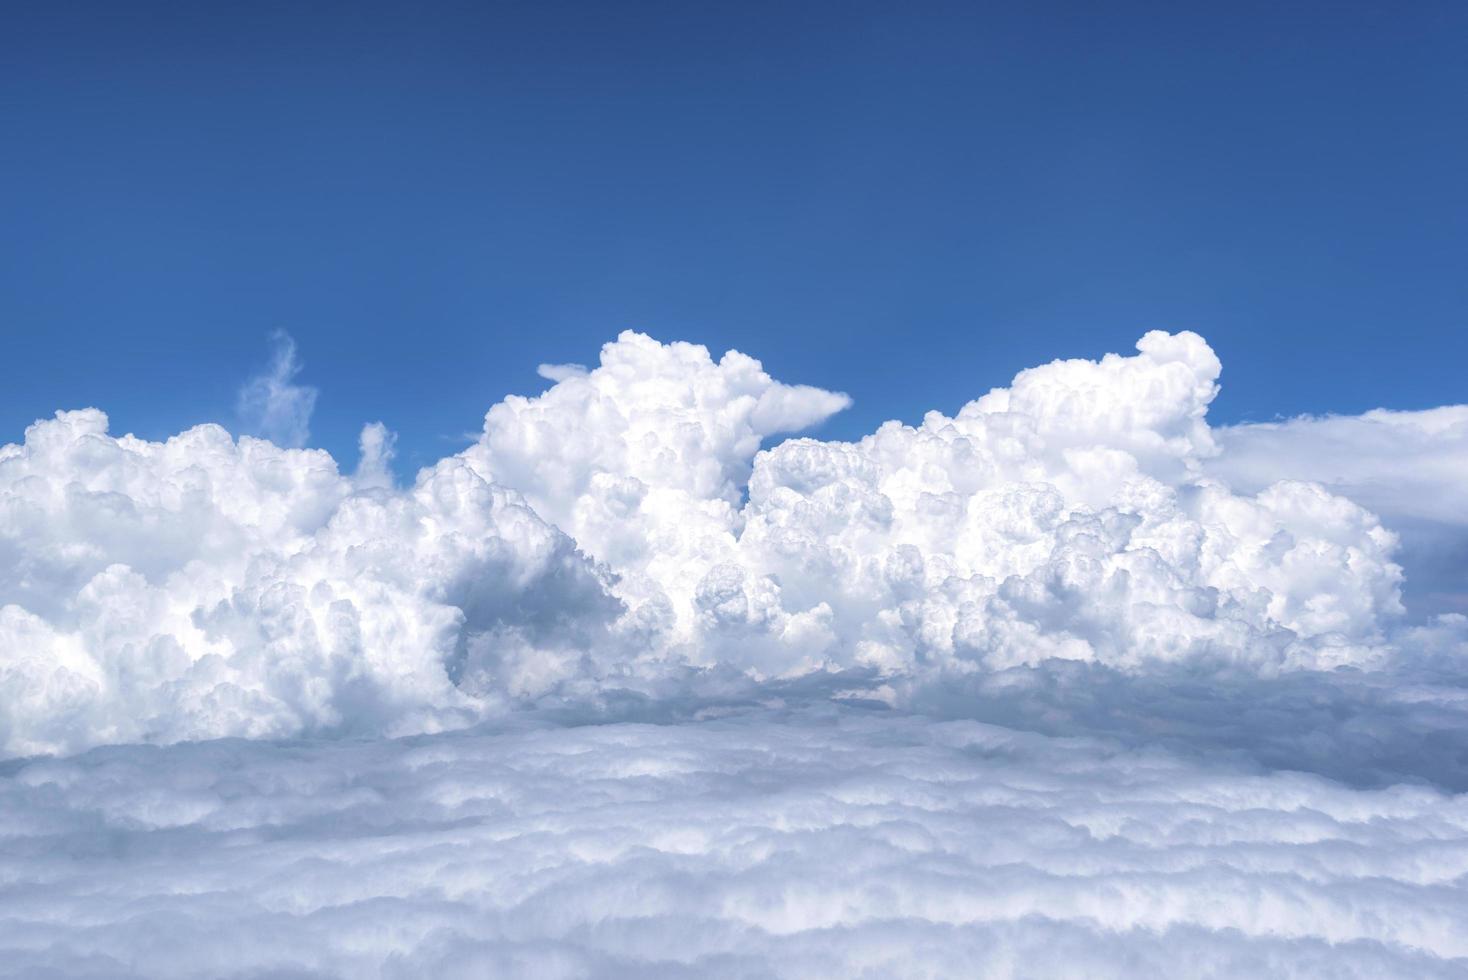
[3, 0, 1465, 471]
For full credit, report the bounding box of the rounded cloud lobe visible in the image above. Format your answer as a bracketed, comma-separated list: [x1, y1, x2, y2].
[1213, 406, 1468, 616]
[0, 329, 1450, 757]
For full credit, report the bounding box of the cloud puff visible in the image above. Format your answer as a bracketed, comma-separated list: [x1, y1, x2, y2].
[2, 707, 1466, 978]
[460, 331, 853, 677]
[235, 331, 319, 448]
[0, 328, 1460, 759]
[0, 408, 618, 756]
[1212, 406, 1468, 615]
[732, 332, 1401, 678]
[466, 330, 1404, 683]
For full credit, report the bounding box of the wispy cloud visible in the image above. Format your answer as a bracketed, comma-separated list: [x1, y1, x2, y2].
[235, 330, 318, 448]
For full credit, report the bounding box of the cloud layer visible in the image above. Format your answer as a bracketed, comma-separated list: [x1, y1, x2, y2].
[3, 707, 1466, 978]
[0, 329, 1462, 757]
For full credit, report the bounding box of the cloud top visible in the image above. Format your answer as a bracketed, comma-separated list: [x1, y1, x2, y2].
[0, 329, 1459, 757]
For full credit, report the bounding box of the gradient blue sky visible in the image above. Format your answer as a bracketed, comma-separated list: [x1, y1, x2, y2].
[3, 0, 1465, 471]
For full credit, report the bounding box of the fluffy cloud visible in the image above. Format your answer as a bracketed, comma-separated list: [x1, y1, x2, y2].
[467, 330, 1405, 682]
[0, 329, 1459, 759]
[1212, 407, 1468, 615]
[2, 707, 1466, 978]
[463, 331, 852, 647]
[733, 333, 1402, 677]
[0, 409, 617, 756]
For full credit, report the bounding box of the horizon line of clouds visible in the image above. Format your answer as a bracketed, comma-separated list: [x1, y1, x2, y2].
[0, 326, 1466, 761]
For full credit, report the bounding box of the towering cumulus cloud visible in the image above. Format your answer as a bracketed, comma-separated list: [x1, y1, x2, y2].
[0, 330, 1451, 758]
[466, 329, 1404, 680]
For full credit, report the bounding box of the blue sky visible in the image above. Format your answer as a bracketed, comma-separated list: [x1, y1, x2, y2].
[3, 0, 1465, 471]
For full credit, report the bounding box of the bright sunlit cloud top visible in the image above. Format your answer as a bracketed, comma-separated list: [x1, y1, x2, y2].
[2, 329, 1462, 759]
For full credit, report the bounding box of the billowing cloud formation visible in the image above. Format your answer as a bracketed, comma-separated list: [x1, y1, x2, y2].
[0, 409, 617, 756]
[3, 707, 1467, 978]
[466, 329, 1404, 680]
[0, 329, 1460, 758]
[1213, 407, 1468, 615]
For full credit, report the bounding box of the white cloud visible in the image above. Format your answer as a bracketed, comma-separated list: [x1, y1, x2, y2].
[1, 707, 1466, 978]
[354, 420, 397, 490]
[536, 362, 589, 382]
[1211, 406, 1468, 614]
[729, 332, 1401, 677]
[0, 329, 1461, 761]
[466, 330, 1405, 682]
[235, 330, 319, 448]
[1214, 406, 1468, 527]
[0, 408, 618, 757]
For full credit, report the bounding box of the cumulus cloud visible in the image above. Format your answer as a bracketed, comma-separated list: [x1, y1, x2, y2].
[466, 330, 1405, 683]
[0, 408, 618, 756]
[729, 332, 1402, 678]
[235, 330, 318, 448]
[2, 707, 1467, 978]
[1211, 407, 1468, 614]
[0, 328, 1462, 761]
